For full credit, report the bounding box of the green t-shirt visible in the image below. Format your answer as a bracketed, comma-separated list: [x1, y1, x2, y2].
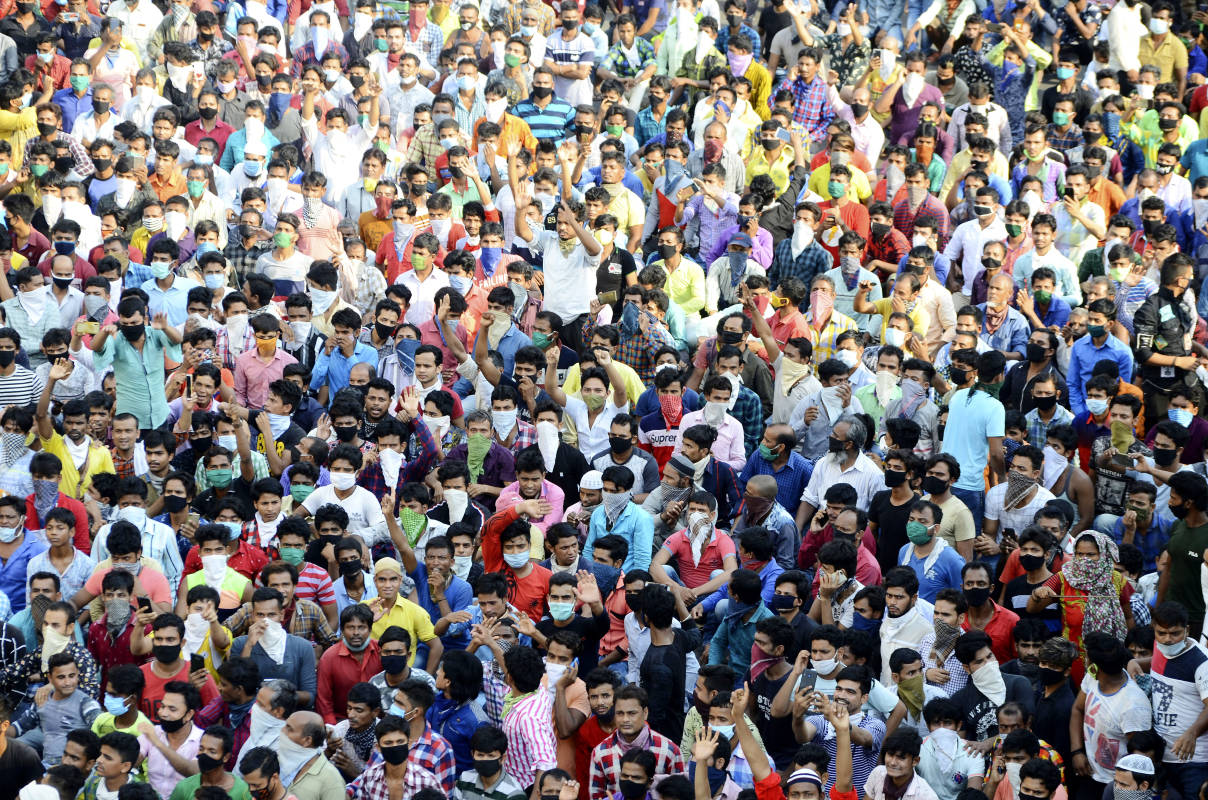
[91, 712, 152, 781]
[167, 773, 253, 800]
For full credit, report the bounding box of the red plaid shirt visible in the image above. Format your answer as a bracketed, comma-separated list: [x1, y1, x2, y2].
[589, 727, 683, 800]
[891, 194, 952, 251]
[194, 698, 252, 770]
[867, 226, 912, 269]
[506, 420, 537, 458]
[347, 760, 443, 800]
[353, 723, 458, 795]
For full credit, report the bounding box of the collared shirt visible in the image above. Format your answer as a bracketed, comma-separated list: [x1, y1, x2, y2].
[1066, 333, 1134, 416]
[590, 726, 684, 800]
[141, 275, 200, 326]
[503, 689, 558, 785]
[24, 547, 95, 606]
[309, 339, 379, 397]
[776, 75, 833, 141]
[317, 640, 383, 724]
[233, 346, 297, 408]
[513, 97, 575, 142]
[93, 327, 179, 428]
[892, 194, 952, 251]
[801, 451, 887, 511]
[738, 450, 813, 513]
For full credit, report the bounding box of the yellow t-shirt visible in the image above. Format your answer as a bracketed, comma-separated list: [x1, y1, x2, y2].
[40, 431, 116, 499]
[367, 596, 437, 664]
[871, 296, 931, 341]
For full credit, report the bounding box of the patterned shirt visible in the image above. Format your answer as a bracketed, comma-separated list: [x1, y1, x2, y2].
[769, 239, 833, 292]
[590, 727, 684, 799]
[581, 314, 676, 383]
[1047, 122, 1082, 153]
[223, 239, 272, 285]
[775, 75, 833, 141]
[222, 597, 339, 648]
[716, 23, 761, 57]
[1024, 405, 1075, 449]
[503, 689, 558, 785]
[0, 642, 99, 703]
[513, 97, 575, 142]
[953, 43, 994, 93]
[892, 194, 952, 250]
[353, 722, 458, 794]
[348, 760, 444, 800]
[818, 34, 871, 87]
[730, 386, 764, 457]
[601, 38, 656, 79]
[918, 630, 969, 696]
[1058, 3, 1103, 48]
[357, 420, 441, 497]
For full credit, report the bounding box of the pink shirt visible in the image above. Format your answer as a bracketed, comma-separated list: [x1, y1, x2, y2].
[660, 528, 737, 588]
[233, 346, 297, 408]
[497, 480, 566, 534]
[672, 409, 746, 471]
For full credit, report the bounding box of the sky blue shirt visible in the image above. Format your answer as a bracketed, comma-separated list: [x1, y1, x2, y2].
[310, 339, 379, 397]
[0, 534, 48, 613]
[333, 573, 376, 612]
[976, 303, 1029, 358]
[898, 542, 966, 602]
[583, 502, 655, 572]
[946, 388, 1006, 492]
[408, 563, 473, 649]
[93, 327, 181, 428]
[141, 275, 200, 326]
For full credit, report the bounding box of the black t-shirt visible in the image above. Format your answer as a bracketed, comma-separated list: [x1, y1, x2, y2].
[596, 248, 637, 318]
[536, 610, 611, 675]
[787, 610, 818, 662]
[868, 491, 919, 574]
[639, 625, 701, 745]
[193, 478, 254, 520]
[951, 672, 1035, 742]
[1003, 573, 1063, 634]
[752, 668, 800, 767]
[1033, 682, 1075, 760]
[0, 739, 44, 800]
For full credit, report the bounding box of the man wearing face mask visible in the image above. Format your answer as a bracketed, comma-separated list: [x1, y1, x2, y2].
[1134, 255, 1205, 425]
[949, 630, 1034, 748]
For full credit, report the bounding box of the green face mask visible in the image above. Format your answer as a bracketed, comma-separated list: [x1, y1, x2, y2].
[1033, 290, 1051, 303]
[1052, 111, 1069, 126]
[905, 520, 932, 545]
[605, 124, 624, 136]
[206, 468, 233, 488]
[375, 37, 388, 51]
[30, 163, 48, 177]
[1005, 223, 1023, 238]
[1087, 323, 1107, 338]
[290, 484, 315, 503]
[757, 443, 780, 461]
[532, 331, 554, 349]
[279, 545, 305, 565]
[69, 75, 89, 92]
[827, 180, 844, 199]
[187, 179, 206, 198]
[504, 53, 521, 68]
[273, 231, 292, 248]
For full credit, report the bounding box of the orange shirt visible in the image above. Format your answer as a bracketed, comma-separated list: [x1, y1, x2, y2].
[149, 169, 187, 203]
[471, 112, 537, 157]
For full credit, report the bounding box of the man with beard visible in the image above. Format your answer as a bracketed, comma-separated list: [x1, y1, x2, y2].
[950, 630, 1034, 749]
[734, 474, 799, 570]
[877, 568, 932, 685]
[797, 664, 886, 796]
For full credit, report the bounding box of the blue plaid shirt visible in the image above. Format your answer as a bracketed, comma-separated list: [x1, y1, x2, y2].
[730, 386, 764, 457]
[769, 239, 833, 296]
[1023, 405, 1074, 449]
[738, 450, 813, 514]
[716, 23, 760, 59]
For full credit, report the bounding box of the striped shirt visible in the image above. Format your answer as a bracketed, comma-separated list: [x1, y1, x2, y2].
[544, 32, 595, 105]
[808, 714, 886, 800]
[513, 97, 575, 142]
[0, 365, 44, 408]
[453, 770, 529, 800]
[502, 689, 557, 786]
[295, 561, 337, 607]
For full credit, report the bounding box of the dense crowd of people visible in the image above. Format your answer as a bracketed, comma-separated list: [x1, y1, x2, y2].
[1, 0, 1208, 799]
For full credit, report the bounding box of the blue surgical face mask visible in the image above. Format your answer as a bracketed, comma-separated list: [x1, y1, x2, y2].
[709, 723, 735, 739]
[503, 551, 529, 569]
[104, 694, 129, 716]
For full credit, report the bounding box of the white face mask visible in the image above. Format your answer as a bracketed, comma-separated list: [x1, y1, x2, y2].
[330, 471, 356, 490]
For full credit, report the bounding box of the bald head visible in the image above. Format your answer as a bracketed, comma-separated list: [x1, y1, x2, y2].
[988, 272, 1013, 292]
[747, 474, 778, 498]
[284, 711, 325, 749]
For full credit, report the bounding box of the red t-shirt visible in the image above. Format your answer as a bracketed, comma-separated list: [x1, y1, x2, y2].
[574, 716, 613, 800]
[139, 660, 220, 721]
[660, 529, 737, 588]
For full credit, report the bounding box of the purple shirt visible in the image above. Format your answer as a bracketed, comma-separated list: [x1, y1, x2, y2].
[705, 223, 774, 268]
[889, 83, 945, 148]
[680, 191, 739, 264]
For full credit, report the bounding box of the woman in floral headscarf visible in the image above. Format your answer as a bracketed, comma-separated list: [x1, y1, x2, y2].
[1027, 530, 1134, 683]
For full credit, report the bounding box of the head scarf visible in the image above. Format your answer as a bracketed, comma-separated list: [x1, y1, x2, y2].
[1061, 531, 1127, 641]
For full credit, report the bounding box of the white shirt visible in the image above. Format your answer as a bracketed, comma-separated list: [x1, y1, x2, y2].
[943, 215, 1009, 294]
[1054, 199, 1108, 267]
[527, 229, 601, 320]
[300, 116, 371, 206]
[832, 90, 886, 165]
[107, 0, 163, 55]
[983, 482, 1055, 540]
[561, 394, 626, 458]
[800, 451, 887, 509]
[396, 266, 451, 327]
[71, 111, 119, 147]
[301, 484, 386, 533]
[1107, 2, 1144, 72]
[384, 81, 434, 131]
